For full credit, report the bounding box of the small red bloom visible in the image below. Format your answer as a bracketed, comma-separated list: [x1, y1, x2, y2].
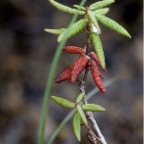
[71, 54, 89, 83]
[63, 46, 84, 54]
[55, 66, 74, 83]
[89, 60, 106, 93]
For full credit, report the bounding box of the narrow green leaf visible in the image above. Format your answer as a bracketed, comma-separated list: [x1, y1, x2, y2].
[89, 0, 115, 11]
[44, 28, 65, 35]
[49, 0, 85, 15]
[58, 18, 87, 42]
[73, 5, 86, 11]
[51, 96, 75, 109]
[76, 93, 84, 103]
[76, 105, 88, 126]
[87, 10, 101, 34]
[73, 112, 81, 141]
[90, 28, 106, 69]
[93, 8, 110, 15]
[96, 14, 131, 38]
[82, 104, 106, 112]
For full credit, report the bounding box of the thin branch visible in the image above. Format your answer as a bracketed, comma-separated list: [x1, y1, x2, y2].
[78, 15, 107, 144]
[83, 66, 89, 82]
[87, 126, 101, 144]
[79, 82, 107, 144]
[87, 112, 107, 144]
[86, 25, 91, 54]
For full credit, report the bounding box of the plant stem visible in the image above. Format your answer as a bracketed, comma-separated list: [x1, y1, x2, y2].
[87, 112, 107, 144]
[37, 1, 87, 144]
[80, 82, 107, 144]
[86, 22, 91, 54]
[79, 20, 107, 144]
[48, 78, 117, 144]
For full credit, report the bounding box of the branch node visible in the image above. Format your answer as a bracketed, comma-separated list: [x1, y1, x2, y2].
[79, 80, 86, 94]
[87, 127, 97, 144]
[86, 111, 93, 119]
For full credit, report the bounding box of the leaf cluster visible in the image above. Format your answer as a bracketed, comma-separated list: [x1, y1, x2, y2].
[45, 0, 131, 70]
[51, 93, 105, 141]
[46, 0, 131, 39]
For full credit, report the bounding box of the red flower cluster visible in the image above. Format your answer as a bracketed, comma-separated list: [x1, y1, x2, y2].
[55, 46, 106, 93]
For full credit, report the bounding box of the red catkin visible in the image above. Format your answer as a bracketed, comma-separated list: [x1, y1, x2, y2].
[89, 60, 106, 93]
[90, 52, 106, 72]
[63, 46, 84, 54]
[55, 66, 74, 83]
[71, 54, 89, 83]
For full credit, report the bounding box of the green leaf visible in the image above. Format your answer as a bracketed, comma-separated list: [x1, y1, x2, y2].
[58, 18, 87, 42]
[44, 28, 65, 35]
[89, 0, 115, 11]
[90, 28, 106, 69]
[93, 8, 110, 15]
[73, 5, 86, 11]
[87, 10, 101, 34]
[82, 104, 106, 112]
[76, 105, 88, 126]
[51, 96, 75, 109]
[76, 93, 84, 103]
[49, 0, 85, 15]
[96, 14, 131, 38]
[73, 112, 81, 141]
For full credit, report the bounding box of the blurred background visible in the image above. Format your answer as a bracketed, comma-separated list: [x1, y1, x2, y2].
[0, 0, 143, 144]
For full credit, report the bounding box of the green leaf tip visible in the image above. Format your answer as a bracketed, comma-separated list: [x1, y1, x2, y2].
[44, 28, 65, 35]
[93, 8, 110, 16]
[87, 10, 101, 34]
[73, 5, 86, 11]
[96, 14, 131, 38]
[76, 93, 85, 103]
[58, 18, 87, 42]
[89, 0, 115, 11]
[51, 96, 75, 109]
[90, 28, 106, 69]
[73, 112, 81, 141]
[82, 104, 106, 112]
[76, 105, 88, 126]
[49, 0, 85, 15]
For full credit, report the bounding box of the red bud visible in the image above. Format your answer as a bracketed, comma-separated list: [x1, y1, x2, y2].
[71, 54, 89, 83]
[90, 52, 106, 72]
[89, 60, 106, 93]
[63, 46, 84, 54]
[55, 66, 74, 83]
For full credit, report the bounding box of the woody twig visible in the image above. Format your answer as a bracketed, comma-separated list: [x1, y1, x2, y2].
[78, 21, 107, 144]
